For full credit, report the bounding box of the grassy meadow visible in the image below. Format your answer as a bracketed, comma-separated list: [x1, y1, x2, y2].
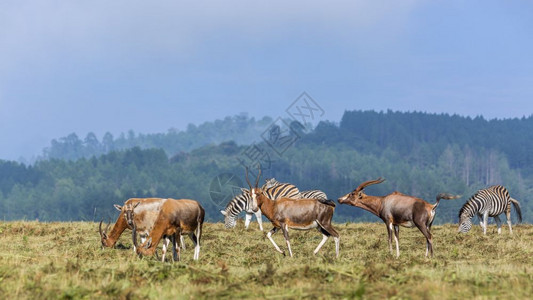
[0, 221, 532, 299]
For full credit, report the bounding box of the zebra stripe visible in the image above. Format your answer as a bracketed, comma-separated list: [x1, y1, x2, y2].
[458, 185, 522, 234]
[300, 190, 328, 201]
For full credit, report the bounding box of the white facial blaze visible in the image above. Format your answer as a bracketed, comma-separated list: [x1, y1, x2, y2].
[251, 188, 258, 212]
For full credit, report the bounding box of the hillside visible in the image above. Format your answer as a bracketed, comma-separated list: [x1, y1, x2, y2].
[0, 110, 532, 223]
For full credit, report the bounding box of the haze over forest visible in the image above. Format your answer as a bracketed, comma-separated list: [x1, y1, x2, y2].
[0, 110, 531, 224]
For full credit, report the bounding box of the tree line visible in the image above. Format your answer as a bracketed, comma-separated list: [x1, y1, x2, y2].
[0, 110, 531, 223]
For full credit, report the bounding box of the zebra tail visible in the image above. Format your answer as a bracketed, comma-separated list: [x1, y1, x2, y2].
[510, 198, 522, 223]
[433, 193, 461, 209]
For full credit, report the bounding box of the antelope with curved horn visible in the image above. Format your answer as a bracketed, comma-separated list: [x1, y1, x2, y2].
[338, 178, 460, 258]
[99, 198, 185, 259]
[134, 198, 205, 261]
[246, 168, 340, 258]
[99, 198, 166, 250]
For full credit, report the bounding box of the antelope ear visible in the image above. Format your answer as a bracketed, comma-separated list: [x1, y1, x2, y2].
[220, 210, 227, 216]
[114, 204, 122, 211]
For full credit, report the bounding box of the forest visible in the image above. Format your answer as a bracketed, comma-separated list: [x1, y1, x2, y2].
[0, 110, 531, 223]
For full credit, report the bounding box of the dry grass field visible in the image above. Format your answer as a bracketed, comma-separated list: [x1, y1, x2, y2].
[0, 221, 532, 299]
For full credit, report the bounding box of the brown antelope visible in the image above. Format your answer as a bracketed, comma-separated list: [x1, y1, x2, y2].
[338, 178, 459, 258]
[134, 199, 205, 261]
[123, 201, 184, 262]
[246, 168, 340, 258]
[99, 198, 167, 250]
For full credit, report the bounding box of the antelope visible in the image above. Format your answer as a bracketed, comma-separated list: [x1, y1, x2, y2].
[99, 198, 168, 251]
[123, 201, 184, 262]
[134, 198, 205, 261]
[246, 168, 340, 258]
[338, 178, 460, 258]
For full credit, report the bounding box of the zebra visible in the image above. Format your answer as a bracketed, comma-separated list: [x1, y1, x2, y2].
[265, 178, 328, 200]
[300, 189, 328, 201]
[458, 185, 522, 234]
[220, 180, 300, 231]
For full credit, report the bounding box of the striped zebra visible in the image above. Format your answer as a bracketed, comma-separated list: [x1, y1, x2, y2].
[220, 181, 300, 231]
[266, 178, 328, 200]
[458, 185, 522, 234]
[300, 189, 328, 201]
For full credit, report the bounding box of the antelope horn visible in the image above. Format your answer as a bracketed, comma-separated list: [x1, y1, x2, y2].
[98, 220, 103, 237]
[255, 165, 261, 188]
[105, 219, 111, 233]
[356, 177, 385, 192]
[245, 167, 252, 189]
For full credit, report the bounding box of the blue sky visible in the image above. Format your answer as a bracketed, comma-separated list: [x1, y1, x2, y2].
[1, 1, 532, 160]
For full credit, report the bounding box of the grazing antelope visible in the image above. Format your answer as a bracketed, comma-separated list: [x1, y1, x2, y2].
[135, 199, 205, 261]
[458, 185, 522, 235]
[123, 202, 183, 262]
[246, 169, 340, 258]
[99, 198, 169, 251]
[338, 178, 460, 258]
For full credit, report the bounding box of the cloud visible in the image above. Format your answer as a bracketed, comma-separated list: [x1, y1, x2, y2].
[0, 1, 420, 72]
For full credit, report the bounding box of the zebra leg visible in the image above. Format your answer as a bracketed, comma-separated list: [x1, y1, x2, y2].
[506, 205, 513, 234]
[482, 212, 489, 235]
[494, 216, 502, 234]
[477, 214, 484, 232]
[254, 210, 264, 231]
[244, 213, 253, 229]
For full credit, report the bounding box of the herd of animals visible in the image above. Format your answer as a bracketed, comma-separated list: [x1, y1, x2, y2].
[99, 168, 523, 261]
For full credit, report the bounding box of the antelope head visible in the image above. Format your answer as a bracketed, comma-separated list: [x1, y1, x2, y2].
[123, 202, 140, 227]
[98, 220, 112, 248]
[245, 167, 262, 213]
[338, 177, 385, 206]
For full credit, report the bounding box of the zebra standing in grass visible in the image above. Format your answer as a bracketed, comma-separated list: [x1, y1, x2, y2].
[221, 180, 301, 231]
[458, 185, 522, 235]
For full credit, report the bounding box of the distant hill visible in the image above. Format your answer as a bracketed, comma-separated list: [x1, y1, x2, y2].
[1, 110, 531, 223]
[40, 114, 275, 161]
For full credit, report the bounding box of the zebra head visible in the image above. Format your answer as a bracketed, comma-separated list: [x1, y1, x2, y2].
[458, 216, 473, 233]
[224, 215, 237, 229]
[264, 178, 280, 189]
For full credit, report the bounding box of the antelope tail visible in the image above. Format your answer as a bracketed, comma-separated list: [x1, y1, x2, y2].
[510, 198, 522, 223]
[433, 193, 461, 210]
[318, 199, 336, 207]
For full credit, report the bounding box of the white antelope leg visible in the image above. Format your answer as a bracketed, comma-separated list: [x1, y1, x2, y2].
[313, 234, 329, 255]
[266, 228, 284, 255]
[180, 235, 186, 251]
[282, 225, 293, 257]
[334, 236, 340, 258]
[390, 223, 400, 258]
[254, 210, 264, 231]
[244, 213, 253, 229]
[193, 225, 201, 260]
[161, 237, 170, 262]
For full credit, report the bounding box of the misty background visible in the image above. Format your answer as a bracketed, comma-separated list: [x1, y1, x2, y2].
[1, 2, 533, 224]
[1, 1, 533, 161]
